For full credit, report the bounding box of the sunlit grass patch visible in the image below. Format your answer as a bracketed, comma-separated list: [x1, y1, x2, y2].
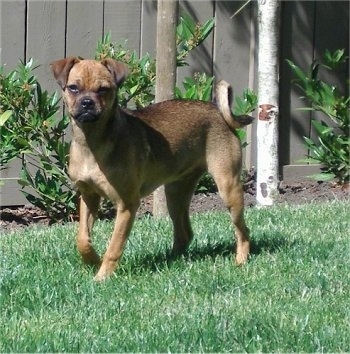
[0, 201, 349, 352]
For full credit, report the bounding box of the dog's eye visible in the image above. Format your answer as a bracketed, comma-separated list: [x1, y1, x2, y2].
[67, 85, 79, 94]
[97, 87, 110, 95]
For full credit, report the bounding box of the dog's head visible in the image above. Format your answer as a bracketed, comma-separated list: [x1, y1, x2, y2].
[50, 57, 128, 123]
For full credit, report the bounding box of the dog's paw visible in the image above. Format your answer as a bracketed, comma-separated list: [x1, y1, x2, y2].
[235, 253, 249, 266]
[93, 273, 108, 282]
[93, 260, 117, 281]
[235, 241, 250, 265]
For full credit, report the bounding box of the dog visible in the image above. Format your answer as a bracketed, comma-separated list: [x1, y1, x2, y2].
[51, 57, 253, 281]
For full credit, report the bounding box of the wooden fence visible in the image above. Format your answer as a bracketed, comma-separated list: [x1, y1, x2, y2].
[0, 0, 349, 206]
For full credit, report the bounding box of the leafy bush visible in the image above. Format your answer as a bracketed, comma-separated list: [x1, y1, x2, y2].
[96, 34, 156, 109]
[175, 73, 214, 101]
[0, 59, 77, 220]
[287, 49, 349, 184]
[0, 60, 52, 168]
[176, 14, 215, 67]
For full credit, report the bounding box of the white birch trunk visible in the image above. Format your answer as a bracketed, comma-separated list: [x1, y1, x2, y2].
[256, 0, 280, 206]
[152, 0, 178, 217]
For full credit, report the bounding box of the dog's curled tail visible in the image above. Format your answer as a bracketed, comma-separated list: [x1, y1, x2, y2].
[215, 80, 254, 130]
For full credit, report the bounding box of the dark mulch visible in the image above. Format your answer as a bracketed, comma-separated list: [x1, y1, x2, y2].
[1, 178, 349, 232]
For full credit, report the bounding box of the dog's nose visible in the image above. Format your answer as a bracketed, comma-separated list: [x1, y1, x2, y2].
[81, 97, 95, 109]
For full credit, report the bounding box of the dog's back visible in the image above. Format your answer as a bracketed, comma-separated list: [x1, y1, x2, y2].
[122, 99, 244, 196]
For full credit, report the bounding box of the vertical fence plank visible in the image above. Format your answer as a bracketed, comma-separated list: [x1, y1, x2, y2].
[176, 0, 214, 84]
[104, 0, 142, 53]
[0, 0, 26, 67]
[66, 0, 103, 59]
[26, 0, 66, 93]
[279, 1, 316, 178]
[310, 1, 349, 143]
[214, 1, 251, 96]
[140, 0, 157, 58]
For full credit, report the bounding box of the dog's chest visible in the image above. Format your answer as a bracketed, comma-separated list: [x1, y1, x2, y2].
[68, 146, 117, 199]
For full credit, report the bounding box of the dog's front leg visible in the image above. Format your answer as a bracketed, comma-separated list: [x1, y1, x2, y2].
[77, 193, 101, 266]
[94, 201, 139, 281]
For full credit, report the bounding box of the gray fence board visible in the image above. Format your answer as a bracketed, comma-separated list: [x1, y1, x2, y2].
[140, 0, 157, 57]
[104, 0, 142, 53]
[310, 1, 349, 142]
[66, 1, 104, 59]
[1, 176, 27, 206]
[177, 0, 214, 83]
[0, 0, 26, 64]
[215, 1, 251, 94]
[26, 0, 67, 93]
[289, 1, 315, 168]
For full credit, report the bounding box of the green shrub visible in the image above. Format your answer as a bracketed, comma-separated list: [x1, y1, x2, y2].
[0, 59, 58, 169]
[0, 59, 77, 220]
[175, 73, 214, 101]
[96, 34, 156, 109]
[287, 49, 349, 184]
[176, 13, 215, 67]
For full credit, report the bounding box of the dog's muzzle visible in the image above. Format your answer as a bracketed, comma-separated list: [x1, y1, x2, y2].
[73, 97, 99, 123]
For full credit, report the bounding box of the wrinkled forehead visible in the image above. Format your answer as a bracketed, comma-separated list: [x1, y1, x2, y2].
[68, 60, 115, 88]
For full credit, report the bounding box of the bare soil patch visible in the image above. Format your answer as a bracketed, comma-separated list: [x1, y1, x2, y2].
[1, 179, 348, 232]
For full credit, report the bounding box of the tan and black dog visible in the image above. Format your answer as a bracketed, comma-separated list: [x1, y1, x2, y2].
[51, 57, 253, 281]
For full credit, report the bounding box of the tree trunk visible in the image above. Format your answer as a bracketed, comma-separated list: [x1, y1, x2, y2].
[256, 0, 280, 206]
[152, 0, 178, 217]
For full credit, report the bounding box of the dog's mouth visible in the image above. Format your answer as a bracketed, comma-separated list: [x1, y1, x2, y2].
[73, 111, 99, 123]
[72, 97, 101, 123]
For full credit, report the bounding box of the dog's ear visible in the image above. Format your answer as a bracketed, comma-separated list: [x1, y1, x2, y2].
[101, 59, 129, 86]
[50, 57, 80, 89]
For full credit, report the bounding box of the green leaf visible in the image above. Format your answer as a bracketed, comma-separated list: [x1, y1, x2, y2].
[311, 62, 319, 80]
[286, 59, 307, 85]
[0, 110, 13, 126]
[19, 167, 33, 187]
[175, 87, 183, 99]
[303, 136, 316, 148]
[200, 18, 215, 41]
[236, 128, 246, 142]
[324, 48, 347, 69]
[129, 85, 139, 95]
[311, 120, 333, 136]
[178, 13, 196, 37]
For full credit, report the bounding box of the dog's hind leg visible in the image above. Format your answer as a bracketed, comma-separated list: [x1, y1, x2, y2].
[165, 171, 203, 255]
[210, 170, 250, 265]
[77, 193, 101, 266]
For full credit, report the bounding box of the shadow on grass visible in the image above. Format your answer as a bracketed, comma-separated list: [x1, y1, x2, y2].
[119, 231, 296, 275]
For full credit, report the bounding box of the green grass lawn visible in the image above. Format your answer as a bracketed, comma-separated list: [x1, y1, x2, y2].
[0, 201, 349, 352]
